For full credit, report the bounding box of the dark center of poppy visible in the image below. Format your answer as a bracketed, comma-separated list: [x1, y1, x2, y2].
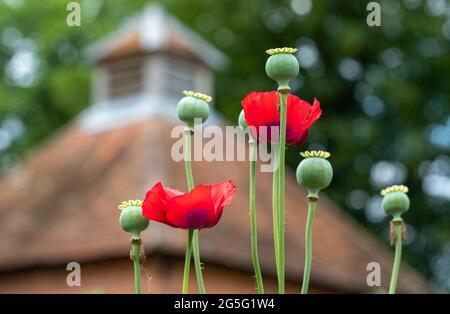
[256, 121, 279, 143]
[187, 210, 208, 229]
[256, 121, 300, 144]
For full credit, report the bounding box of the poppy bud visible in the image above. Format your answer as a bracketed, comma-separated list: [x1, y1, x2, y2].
[176, 90, 211, 128]
[118, 200, 149, 239]
[381, 185, 410, 220]
[265, 47, 299, 90]
[296, 151, 333, 199]
[238, 109, 248, 129]
[238, 109, 257, 143]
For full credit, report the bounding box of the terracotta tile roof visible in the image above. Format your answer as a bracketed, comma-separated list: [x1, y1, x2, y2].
[98, 31, 144, 63]
[86, 5, 227, 69]
[96, 29, 206, 67]
[0, 115, 431, 292]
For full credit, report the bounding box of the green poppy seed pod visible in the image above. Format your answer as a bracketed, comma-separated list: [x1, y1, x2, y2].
[381, 185, 410, 220]
[265, 47, 299, 90]
[176, 90, 211, 128]
[118, 200, 149, 239]
[296, 151, 333, 199]
[238, 109, 248, 129]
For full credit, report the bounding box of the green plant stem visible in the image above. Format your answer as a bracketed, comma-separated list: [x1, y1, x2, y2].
[249, 139, 264, 294]
[277, 90, 288, 294]
[184, 128, 195, 191]
[182, 230, 194, 294]
[193, 230, 206, 294]
[132, 239, 142, 294]
[272, 145, 280, 276]
[389, 221, 403, 294]
[183, 127, 206, 294]
[301, 199, 317, 294]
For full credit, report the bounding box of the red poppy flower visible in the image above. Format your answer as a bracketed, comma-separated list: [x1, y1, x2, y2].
[142, 180, 237, 229]
[242, 91, 321, 145]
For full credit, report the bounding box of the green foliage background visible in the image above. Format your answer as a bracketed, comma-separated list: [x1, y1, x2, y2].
[0, 0, 449, 290]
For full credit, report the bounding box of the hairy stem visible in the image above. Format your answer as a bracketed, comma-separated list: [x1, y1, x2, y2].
[277, 90, 288, 294]
[182, 230, 194, 294]
[389, 221, 403, 294]
[183, 127, 206, 294]
[193, 230, 206, 294]
[249, 139, 264, 293]
[301, 199, 317, 294]
[132, 239, 142, 294]
[272, 145, 280, 277]
[184, 128, 195, 191]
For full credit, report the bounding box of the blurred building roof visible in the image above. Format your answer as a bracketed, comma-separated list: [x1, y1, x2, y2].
[0, 115, 431, 293]
[85, 4, 227, 69]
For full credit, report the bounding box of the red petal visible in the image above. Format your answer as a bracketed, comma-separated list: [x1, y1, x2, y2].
[286, 94, 311, 144]
[290, 129, 310, 146]
[166, 185, 214, 229]
[242, 92, 280, 143]
[165, 181, 237, 229]
[209, 180, 237, 227]
[242, 92, 279, 127]
[287, 97, 322, 145]
[242, 92, 321, 146]
[211, 180, 237, 208]
[142, 182, 183, 226]
[304, 98, 322, 130]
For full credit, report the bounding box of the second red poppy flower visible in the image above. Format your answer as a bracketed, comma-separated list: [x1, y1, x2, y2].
[242, 91, 321, 145]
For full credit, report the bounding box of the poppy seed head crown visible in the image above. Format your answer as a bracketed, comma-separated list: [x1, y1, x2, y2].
[118, 200, 143, 210]
[183, 90, 212, 103]
[266, 47, 298, 55]
[381, 185, 409, 196]
[300, 150, 331, 159]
